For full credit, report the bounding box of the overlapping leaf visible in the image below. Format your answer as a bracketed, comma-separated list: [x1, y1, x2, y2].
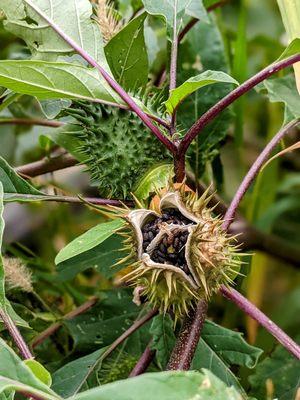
[0, 61, 121, 104]
[105, 13, 149, 90]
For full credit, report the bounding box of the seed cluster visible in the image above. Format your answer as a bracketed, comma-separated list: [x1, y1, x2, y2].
[151, 230, 190, 274]
[141, 208, 194, 273]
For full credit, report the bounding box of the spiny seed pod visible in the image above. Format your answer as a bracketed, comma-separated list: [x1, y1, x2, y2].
[117, 185, 242, 320]
[64, 100, 171, 198]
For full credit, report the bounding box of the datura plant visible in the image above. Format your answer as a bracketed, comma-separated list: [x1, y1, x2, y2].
[115, 185, 241, 319]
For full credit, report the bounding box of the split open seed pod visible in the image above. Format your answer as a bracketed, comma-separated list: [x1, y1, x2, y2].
[118, 186, 242, 320]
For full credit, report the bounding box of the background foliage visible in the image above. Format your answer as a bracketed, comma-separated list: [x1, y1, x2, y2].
[0, 0, 299, 399]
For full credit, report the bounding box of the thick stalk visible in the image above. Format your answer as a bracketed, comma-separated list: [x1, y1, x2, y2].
[0, 308, 33, 359]
[24, 0, 176, 154]
[166, 299, 208, 370]
[174, 152, 186, 182]
[223, 119, 299, 230]
[129, 343, 155, 377]
[220, 286, 300, 359]
[180, 54, 300, 154]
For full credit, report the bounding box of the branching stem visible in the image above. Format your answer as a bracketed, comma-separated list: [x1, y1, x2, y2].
[180, 54, 300, 154]
[220, 286, 300, 359]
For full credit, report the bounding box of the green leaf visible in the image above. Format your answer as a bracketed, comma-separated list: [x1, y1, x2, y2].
[165, 70, 238, 113]
[134, 163, 174, 202]
[0, 337, 58, 400]
[1, 0, 110, 67]
[0, 61, 121, 104]
[73, 370, 242, 400]
[105, 13, 149, 90]
[192, 321, 263, 394]
[52, 348, 107, 397]
[64, 290, 141, 353]
[56, 235, 125, 281]
[0, 156, 42, 199]
[249, 343, 300, 400]
[24, 360, 52, 387]
[277, 38, 300, 61]
[55, 219, 125, 265]
[202, 321, 263, 368]
[262, 74, 300, 121]
[150, 314, 176, 369]
[142, 0, 209, 37]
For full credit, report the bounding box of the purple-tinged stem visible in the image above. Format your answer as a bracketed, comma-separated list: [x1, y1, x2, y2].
[166, 299, 208, 370]
[220, 286, 300, 359]
[24, 0, 176, 154]
[223, 119, 300, 230]
[129, 343, 155, 377]
[0, 308, 33, 359]
[180, 54, 300, 154]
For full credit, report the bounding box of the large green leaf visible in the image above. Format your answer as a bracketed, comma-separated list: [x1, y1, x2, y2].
[105, 13, 149, 90]
[0, 338, 58, 400]
[165, 70, 238, 113]
[201, 321, 263, 368]
[142, 0, 208, 37]
[56, 235, 125, 281]
[0, 61, 121, 104]
[192, 321, 263, 394]
[51, 348, 107, 397]
[1, 0, 109, 67]
[249, 343, 300, 400]
[55, 219, 125, 265]
[73, 370, 242, 400]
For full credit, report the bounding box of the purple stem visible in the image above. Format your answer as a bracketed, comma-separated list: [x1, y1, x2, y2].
[180, 53, 300, 154]
[129, 344, 155, 377]
[24, 0, 176, 154]
[223, 119, 300, 230]
[220, 286, 300, 359]
[0, 308, 33, 359]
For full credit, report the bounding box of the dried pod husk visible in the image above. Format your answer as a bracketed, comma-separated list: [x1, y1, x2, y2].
[118, 185, 242, 319]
